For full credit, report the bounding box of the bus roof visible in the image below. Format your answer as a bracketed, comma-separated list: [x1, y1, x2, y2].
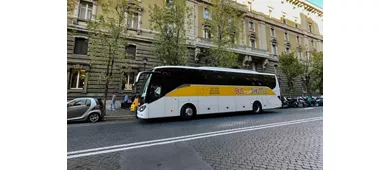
[153, 66, 276, 76]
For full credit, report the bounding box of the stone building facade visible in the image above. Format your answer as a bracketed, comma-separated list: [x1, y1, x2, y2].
[67, 0, 323, 101]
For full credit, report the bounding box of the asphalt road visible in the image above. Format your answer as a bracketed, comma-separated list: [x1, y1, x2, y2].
[67, 107, 323, 170]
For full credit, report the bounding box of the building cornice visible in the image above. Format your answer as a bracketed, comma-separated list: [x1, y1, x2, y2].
[286, 0, 323, 17]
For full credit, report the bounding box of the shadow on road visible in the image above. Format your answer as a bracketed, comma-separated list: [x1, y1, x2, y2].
[138, 110, 279, 124]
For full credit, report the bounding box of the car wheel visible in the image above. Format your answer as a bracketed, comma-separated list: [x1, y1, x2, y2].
[315, 102, 319, 107]
[298, 103, 304, 108]
[252, 101, 263, 114]
[88, 113, 100, 123]
[180, 104, 196, 120]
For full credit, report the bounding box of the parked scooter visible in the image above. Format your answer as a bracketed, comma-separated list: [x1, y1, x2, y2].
[281, 97, 299, 108]
[303, 96, 317, 107]
[281, 97, 289, 108]
[315, 96, 323, 106]
[297, 97, 308, 107]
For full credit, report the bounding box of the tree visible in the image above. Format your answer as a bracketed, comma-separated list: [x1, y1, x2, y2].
[299, 49, 314, 96]
[87, 0, 140, 113]
[67, 0, 77, 15]
[203, 0, 244, 67]
[278, 52, 304, 96]
[149, 0, 192, 65]
[310, 51, 323, 94]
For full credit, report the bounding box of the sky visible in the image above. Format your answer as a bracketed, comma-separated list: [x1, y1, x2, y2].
[307, 0, 323, 9]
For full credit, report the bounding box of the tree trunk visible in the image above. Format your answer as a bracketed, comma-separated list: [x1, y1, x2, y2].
[102, 44, 113, 115]
[287, 78, 293, 97]
[102, 58, 111, 115]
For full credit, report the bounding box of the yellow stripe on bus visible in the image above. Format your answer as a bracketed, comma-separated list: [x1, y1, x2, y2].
[165, 85, 276, 97]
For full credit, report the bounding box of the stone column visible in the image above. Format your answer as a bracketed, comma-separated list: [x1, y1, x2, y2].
[259, 22, 267, 50]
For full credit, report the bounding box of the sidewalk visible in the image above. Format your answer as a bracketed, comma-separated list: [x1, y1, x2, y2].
[104, 109, 136, 121]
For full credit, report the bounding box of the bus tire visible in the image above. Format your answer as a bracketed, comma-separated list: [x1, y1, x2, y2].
[252, 101, 263, 114]
[180, 104, 196, 120]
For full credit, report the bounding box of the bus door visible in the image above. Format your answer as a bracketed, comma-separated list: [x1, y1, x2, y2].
[145, 73, 165, 117]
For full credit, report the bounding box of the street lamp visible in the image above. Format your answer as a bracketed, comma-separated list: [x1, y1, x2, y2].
[142, 57, 148, 71]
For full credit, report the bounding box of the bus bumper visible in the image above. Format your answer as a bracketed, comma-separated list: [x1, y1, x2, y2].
[136, 104, 148, 119]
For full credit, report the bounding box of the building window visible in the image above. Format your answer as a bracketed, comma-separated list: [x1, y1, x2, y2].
[249, 22, 254, 31]
[308, 23, 312, 33]
[122, 73, 135, 90]
[295, 23, 298, 28]
[74, 37, 88, 55]
[78, 1, 93, 20]
[204, 27, 211, 39]
[70, 69, 86, 89]
[283, 18, 286, 24]
[286, 47, 290, 53]
[250, 38, 256, 49]
[270, 28, 275, 37]
[125, 44, 136, 59]
[284, 32, 289, 41]
[127, 13, 138, 29]
[311, 40, 314, 47]
[296, 36, 300, 44]
[272, 44, 277, 55]
[204, 8, 210, 19]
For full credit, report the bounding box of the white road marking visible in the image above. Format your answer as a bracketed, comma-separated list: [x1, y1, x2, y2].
[67, 117, 323, 159]
[303, 107, 315, 110]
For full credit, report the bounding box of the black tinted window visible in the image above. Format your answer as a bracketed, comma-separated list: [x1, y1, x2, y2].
[157, 68, 276, 89]
[74, 38, 88, 55]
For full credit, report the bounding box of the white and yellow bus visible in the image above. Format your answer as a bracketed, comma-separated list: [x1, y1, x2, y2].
[133, 66, 282, 120]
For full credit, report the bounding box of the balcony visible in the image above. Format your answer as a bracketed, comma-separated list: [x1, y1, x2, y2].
[196, 38, 271, 60]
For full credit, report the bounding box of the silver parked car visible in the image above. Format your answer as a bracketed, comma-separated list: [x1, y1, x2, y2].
[67, 98, 105, 123]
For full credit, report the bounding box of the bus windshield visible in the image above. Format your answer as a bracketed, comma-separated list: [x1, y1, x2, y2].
[140, 74, 151, 99]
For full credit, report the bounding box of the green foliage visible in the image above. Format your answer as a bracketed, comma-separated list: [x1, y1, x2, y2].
[67, 0, 77, 15]
[87, 0, 140, 80]
[310, 51, 323, 94]
[149, 0, 192, 65]
[299, 52, 313, 96]
[278, 52, 304, 96]
[203, 0, 244, 67]
[86, 0, 140, 111]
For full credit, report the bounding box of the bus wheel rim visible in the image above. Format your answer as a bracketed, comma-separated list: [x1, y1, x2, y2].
[185, 108, 193, 116]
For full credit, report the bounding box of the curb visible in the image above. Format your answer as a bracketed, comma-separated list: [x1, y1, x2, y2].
[104, 115, 136, 121]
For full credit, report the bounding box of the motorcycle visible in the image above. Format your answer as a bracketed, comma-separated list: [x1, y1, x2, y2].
[304, 96, 318, 107]
[297, 97, 308, 107]
[282, 97, 299, 108]
[315, 96, 323, 106]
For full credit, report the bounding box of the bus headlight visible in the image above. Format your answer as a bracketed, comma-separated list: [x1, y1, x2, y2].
[139, 105, 147, 112]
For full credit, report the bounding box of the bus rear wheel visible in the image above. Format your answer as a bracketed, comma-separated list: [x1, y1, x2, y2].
[180, 104, 196, 120]
[252, 101, 263, 114]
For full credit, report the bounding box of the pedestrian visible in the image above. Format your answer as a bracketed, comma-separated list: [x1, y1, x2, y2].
[131, 95, 139, 112]
[111, 93, 116, 111]
[123, 94, 129, 109]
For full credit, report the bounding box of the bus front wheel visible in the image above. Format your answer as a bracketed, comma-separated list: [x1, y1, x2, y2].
[252, 101, 263, 114]
[180, 104, 196, 120]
